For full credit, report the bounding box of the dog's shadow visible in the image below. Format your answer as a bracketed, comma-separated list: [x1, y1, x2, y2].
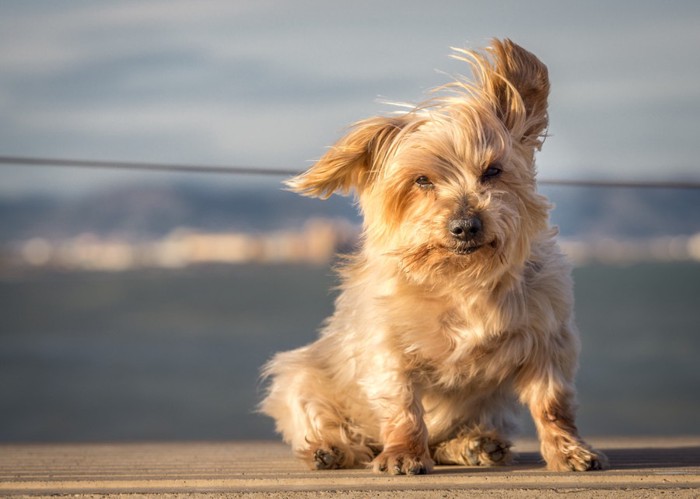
[602, 446, 700, 470]
[432, 447, 700, 474]
[433, 451, 543, 474]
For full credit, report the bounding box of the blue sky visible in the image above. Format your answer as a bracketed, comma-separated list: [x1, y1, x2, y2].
[0, 0, 699, 197]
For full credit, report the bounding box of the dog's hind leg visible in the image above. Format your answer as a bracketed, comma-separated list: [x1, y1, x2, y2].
[292, 397, 376, 470]
[260, 347, 375, 469]
[428, 390, 518, 466]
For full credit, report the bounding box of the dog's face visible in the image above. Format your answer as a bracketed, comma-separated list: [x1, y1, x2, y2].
[288, 40, 552, 286]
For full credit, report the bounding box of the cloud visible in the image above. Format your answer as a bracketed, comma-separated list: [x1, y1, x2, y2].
[1, 0, 700, 197]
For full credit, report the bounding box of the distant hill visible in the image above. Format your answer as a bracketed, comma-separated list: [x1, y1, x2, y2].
[0, 183, 358, 243]
[1, 182, 698, 242]
[542, 185, 700, 239]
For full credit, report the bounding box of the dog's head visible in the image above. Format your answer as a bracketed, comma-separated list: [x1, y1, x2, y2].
[287, 39, 552, 286]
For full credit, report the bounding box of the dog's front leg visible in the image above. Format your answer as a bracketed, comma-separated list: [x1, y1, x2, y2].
[518, 354, 608, 471]
[369, 377, 434, 475]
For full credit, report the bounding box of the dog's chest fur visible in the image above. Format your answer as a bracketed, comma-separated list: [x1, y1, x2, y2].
[336, 240, 569, 399]
[407, 298, 526, 390]
[369, 270, 535, 392]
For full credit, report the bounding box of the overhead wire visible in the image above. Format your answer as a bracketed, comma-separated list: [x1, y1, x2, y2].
[1, 155, 699, 190]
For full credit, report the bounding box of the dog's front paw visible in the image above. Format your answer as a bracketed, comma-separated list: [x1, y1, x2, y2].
[372, 449, 434, 475]
[547, 444, 609, 472]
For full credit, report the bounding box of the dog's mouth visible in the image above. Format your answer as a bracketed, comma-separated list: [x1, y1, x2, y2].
[452, 240, 497, 256]
[454, 244, 482, 255]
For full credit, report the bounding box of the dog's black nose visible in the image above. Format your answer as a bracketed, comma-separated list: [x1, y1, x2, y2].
[448, 216, 483, 242]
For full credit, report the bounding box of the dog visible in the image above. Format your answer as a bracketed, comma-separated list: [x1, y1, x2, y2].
[260, 39, 608, 474]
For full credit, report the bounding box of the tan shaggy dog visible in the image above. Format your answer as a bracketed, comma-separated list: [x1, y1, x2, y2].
[261, 39, 608, 474]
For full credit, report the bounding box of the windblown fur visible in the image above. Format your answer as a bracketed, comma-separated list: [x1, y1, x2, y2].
[260, 39, 608, 474]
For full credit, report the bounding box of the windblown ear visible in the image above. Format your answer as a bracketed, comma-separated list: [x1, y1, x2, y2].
[286, 116, 407, 199]
[473, 39, 550, 148]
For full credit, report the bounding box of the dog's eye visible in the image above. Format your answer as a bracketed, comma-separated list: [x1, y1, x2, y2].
[481, 164, 502, 182]
[415, 176, 434, 189]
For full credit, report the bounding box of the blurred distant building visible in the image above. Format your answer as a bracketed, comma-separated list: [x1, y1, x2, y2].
[11, 218, 360, 272]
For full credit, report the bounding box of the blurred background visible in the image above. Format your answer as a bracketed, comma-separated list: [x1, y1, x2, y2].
[0, 0, 698, 442]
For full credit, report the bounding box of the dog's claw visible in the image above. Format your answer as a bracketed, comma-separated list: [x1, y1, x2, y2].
[545, 443, 609, 472]
[566, 447, 609, 472]
[406, 463, 428, 475]
[373, 451, 433, 475]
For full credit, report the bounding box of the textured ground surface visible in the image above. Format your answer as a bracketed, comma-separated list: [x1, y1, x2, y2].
[1, 437, 699, 498]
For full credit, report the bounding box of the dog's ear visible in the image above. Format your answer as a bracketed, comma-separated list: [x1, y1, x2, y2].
[471, 39, 550, 148]
[286, 116, 407, 199]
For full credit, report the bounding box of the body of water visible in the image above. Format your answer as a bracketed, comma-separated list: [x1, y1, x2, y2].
[0, 262, 698, 441]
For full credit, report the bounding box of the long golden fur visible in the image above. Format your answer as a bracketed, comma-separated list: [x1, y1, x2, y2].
[261, 39, 608, 474]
